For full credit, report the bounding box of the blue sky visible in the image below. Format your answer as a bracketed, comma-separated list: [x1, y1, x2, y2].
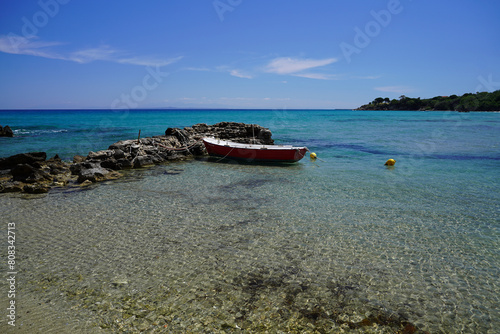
[0, 0, 499, 109]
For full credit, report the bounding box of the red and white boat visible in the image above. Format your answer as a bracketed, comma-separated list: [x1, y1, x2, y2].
[203, 137, 308, 163]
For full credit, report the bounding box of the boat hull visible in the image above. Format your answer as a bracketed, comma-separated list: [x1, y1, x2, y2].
[203, 138, 307, 163]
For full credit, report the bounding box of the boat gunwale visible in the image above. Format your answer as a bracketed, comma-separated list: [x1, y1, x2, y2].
[202, 137, 307, 151]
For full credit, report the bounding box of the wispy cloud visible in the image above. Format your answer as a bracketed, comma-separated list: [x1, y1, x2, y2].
[0, 35, 181, 67]
[117, 56, 183, 67]
[182, 66, 211, 72]
[229, 69, 253, 79]
[375, 86, 415, 94]
[212, 65, 254, 79]
[68, 45, 118, 63]
[354, 75, 381, 80]
[0, 35, 65, 59]
[184, 56, 337, 80]
[293, 73, 338, 80]
[264, 57, 338, 79]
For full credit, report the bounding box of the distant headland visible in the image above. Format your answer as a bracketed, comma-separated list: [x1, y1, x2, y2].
[357, 90, 500, 112]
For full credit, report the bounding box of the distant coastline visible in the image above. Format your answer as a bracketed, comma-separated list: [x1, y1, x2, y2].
[0, 108, 349, 112]
[357, 90, 500, 112]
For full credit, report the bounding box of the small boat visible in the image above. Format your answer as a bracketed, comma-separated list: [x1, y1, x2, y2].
[203, 137, 308, 163]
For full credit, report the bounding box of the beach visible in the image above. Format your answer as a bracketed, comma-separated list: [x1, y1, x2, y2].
[1, 109, 499, 333]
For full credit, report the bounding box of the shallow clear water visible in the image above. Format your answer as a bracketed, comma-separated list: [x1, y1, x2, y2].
[1, 109, 499, 333]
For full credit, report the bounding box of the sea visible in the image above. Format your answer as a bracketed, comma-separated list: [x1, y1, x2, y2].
[1, 109, 499, 333]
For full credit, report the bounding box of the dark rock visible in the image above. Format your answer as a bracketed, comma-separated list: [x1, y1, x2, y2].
[11, 164, 51, 183]
[165, 128, 191, 145]
[73, 155, 86, 163]
[48, 154, 62, 162]
[192, 123, 209, 132]
[189, 122, 274, 145]
[0, 125, 14, 137]
[108, 141, 128, 151]
[73, 161, 122, 183]
[11, 163, 37, 179]
[76, 163, 111, 183]
[88, 150, 114, 160]
[257, 128, 273, 143]
[70, 161, 97, 175]
[113, 149, 126, 159]
[117, 158, 133, 169]
[150, 155, 166, 164]
[47, 162, 67, 175]
[133, 156, 154, 168]
[70, 163, 83, 175]
[0, 182, 24, 193]
[0, 151, 75, 193]
[1, 122, 274, 194]
[0, 152, 47, 170]
[100, 158, 120, 170]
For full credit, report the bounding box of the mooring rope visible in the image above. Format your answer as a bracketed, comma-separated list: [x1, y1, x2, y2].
[306, 148, 325, 162]
[214, 146, 236, 163]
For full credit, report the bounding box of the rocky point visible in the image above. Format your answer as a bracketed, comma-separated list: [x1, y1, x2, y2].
[0, 122, 273, 194]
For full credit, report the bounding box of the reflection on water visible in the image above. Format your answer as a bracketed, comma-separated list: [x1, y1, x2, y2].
[2, 160, 499, 333]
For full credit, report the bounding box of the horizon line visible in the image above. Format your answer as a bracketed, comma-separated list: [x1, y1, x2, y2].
[0, 108, 355, 111]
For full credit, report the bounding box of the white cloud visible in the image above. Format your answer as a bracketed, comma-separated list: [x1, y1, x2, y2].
[212, 65, 254, 79]
[293, 73, 338, 80]
[117, 56, 183, 67]
[185, 56, 337, 80]
[0, 35, 64, 59]
[0, 35, 181, 67]
[354, 75, 381, 80]
[229, 69, 253, 79]
[183, 67, 211, 72]
[68, 45, 118, 63]
[265, 57, 337, 75]
[375, 86, 415, 94]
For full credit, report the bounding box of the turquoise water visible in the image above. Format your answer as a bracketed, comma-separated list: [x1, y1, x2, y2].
[1, 109, 499, 333]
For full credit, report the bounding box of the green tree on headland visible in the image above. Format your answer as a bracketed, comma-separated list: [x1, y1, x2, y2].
[357, 90, 500, 112]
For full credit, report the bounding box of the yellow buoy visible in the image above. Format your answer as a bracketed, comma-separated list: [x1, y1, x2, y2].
[310, 152, 317, 159]
[385, 159, 396, 166]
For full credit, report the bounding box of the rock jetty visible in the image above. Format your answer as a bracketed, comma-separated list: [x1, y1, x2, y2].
[0, 122, 273, 194]
[0, 125, 14, 137]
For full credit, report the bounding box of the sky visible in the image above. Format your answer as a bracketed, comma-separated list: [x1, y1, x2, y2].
[0, 0, 499, 109]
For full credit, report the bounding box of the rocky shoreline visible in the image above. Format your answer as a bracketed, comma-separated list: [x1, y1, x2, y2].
[0, 122, 273, 194]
